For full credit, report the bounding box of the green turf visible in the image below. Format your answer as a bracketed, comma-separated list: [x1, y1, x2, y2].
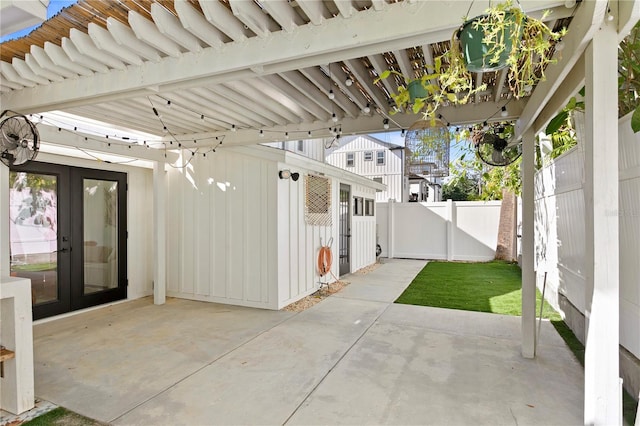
[11, 262, 56, 272]
[395, 260, 561, 319]
[22, 407, 107, 426]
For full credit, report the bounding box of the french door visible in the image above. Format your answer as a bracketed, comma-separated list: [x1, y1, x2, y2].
[9, 162, 127, 320]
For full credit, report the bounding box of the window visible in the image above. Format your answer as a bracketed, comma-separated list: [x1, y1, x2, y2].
[376, 151, 385, 165]
[365, 199, 375, 216]
[297, 140, 304, 151]
[353, 196, 363, 216]
[372, 177, 383, 192]
[364, 151, 373, 161]
[346, 153, 354, 167]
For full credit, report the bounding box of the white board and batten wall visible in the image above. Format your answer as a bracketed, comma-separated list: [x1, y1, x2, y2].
[377, 200, 501, 261]
[535, 113, 640, 363]
[326, 135, 404, 202]
[165, 144, 381, 310]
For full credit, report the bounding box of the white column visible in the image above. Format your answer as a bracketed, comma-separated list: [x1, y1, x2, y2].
[1, 165, 10, 277]
[0, 277, 35, 415]
[387, 198, 394, 258]
[446, 199, 456, 261]
[521, 128, 536, 359]
[153, 161, 166, 305]
[583, 18, 621, 425]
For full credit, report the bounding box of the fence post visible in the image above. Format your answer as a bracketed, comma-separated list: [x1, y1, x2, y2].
[446, 199, 456, 261]
[387, 199, 394, 259]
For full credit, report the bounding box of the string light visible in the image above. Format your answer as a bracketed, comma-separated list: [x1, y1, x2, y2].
[401, 129, 405, 137]
[383, 118, 390, 130]
[259, 129, 264, 137]
[345, 78, 353, 86]
[328, 89, 335, 100]
[231, 124, 236, 132]
[200, 114, 205, 120]
[332, 113, 338, 123]
[166, 100, 172, 108]
[501, 106, 509, 117]
[363, 103, 371, 114]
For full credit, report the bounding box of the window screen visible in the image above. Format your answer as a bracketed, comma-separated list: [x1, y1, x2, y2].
[305, 175, 332, 226]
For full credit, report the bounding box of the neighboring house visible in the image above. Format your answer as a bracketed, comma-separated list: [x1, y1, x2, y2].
[325, 135, 442, 203]
[407, 174, 442, 203]
[325, 135, 404, 202]
[261, 139, 325, 163]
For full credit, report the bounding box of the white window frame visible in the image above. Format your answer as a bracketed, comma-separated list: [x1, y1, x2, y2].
[364, 151, 373, 161]
[376, 150, 385, 165]
[346, 152, 355, 167]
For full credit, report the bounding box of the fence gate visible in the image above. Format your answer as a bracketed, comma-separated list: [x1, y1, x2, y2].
[339, 184, 351, 275]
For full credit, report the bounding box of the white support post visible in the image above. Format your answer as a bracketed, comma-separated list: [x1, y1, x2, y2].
[583, 18, 621, 425]
[446, 199, 456, 261]
[1, 165, 9, 277]
[521, 129, 536, 359]
[153, 161, 166, 305]
[387, 198, 394, 259]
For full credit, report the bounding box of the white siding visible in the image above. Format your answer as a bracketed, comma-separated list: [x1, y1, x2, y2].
[326, 135, 403, 202]
[166, 149, 278, 309]
[377, 201, 501, 261]
[166, 145, 379, 310]
[535, 113, 640, 359]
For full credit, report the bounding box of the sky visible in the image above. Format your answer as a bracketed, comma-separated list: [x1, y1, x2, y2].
[1, 0, 77, 43]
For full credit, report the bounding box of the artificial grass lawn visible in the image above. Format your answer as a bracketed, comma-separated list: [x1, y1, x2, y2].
[395, 260, 637, 425]
[22, 407, 107, 426]
[395, 260, 560, 320]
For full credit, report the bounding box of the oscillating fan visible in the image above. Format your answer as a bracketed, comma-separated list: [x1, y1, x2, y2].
[0, 111, 40, 167]
[476, 131, 521, 166]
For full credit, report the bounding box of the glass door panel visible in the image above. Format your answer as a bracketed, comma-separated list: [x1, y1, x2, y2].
[9, 171, 59, 304]
[83, 179, 119, 295]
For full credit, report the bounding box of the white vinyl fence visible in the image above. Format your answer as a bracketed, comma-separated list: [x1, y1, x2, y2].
[377, 200, 502, 261]
[535, 113, 640, 364]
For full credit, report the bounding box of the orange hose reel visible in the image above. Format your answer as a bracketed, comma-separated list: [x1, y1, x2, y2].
[317, 245, 333, 277]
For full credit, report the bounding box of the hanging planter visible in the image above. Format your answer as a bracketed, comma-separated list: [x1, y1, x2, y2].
[408, 80, 428, 102]
[458, 11, 520, 72]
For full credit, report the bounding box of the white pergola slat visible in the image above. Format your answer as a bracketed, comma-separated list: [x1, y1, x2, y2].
[128, 11, 183, 58]
[295, 0, 325, 26]
[30, 45, 77, 79]
[333, 0, 355, 19]
[199, 0, 249, 42]
[44, 41, 93, 76]
[278, 71, 336, 116]
[107, 17, 162, 62]
[11, 58, 50, 85]
[258, 75, 328, 121]
[61, 36, 110, 73]
[258, 0, 303, 33]
[320, 64, 369, 112]
[0, 61, 36, 87]
[174, 0, 225, 48]
[69, 29, 126, 70]
[187, 87, 273, 128]
[88, 23, 143, 66]
[24, 53, 64, 82]
[151, 3, 202, 53]
[228, 0, 278, 39]
[299, 67, 360, 118]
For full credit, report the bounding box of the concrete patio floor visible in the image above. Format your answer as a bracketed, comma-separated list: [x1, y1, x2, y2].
[31, 259, 583, 425]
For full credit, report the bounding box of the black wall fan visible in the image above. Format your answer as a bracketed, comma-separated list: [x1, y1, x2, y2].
[0, 110, 40, 167]
[476, 131, 521, 166]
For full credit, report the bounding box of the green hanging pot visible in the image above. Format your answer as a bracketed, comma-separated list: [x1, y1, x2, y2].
[459, 11, 520, 73]
[408, 80, 427, 102]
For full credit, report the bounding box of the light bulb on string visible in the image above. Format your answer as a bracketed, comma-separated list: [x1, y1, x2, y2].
[363, 103, 371, 114]
[231, 124, 236, 132]
[332, 113, 338, 123]
[167, 100, 172, 108]
[501, 106, 509, 117]
[345, 78, 353, 86]
[259, 129, 264, 137]
[383, 118, 389, 130]
[328, 89, 335, 100]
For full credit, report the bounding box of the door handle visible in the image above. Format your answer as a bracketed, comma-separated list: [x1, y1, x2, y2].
[57, 248, 70, 253]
